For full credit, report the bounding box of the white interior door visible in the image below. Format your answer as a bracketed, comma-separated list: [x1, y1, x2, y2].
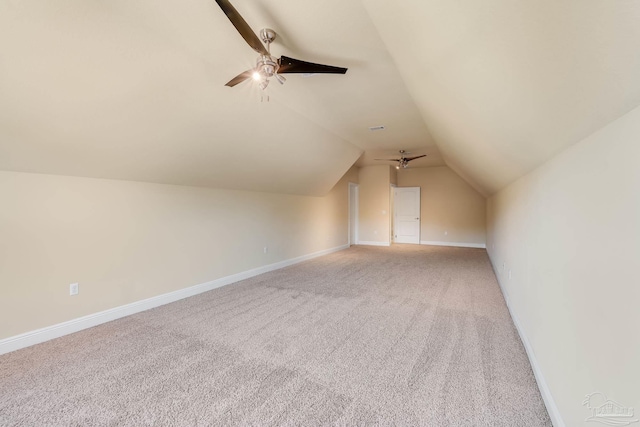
[394, 187, 420, 244]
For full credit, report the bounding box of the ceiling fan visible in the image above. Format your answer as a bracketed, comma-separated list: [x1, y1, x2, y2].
[375, 150, 427, 169]
[215, 0, 348, 89]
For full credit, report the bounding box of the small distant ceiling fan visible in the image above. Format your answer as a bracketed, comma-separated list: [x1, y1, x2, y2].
[375, 150, 427, 169]
[215, 0, 348, 89]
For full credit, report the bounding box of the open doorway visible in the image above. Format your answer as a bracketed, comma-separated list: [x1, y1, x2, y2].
[390, 183, 396, 243]
[348, 183, 359, 246]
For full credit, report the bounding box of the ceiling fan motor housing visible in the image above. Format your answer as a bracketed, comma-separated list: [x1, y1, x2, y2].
[256, 55, 278, 77]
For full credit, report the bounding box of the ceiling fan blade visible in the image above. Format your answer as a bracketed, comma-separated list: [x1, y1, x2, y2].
[225, 69, 254, 87]
[278, 56, 347, 74]
[374, 158, 401, 162]
[405, 155, 427, 162]
[215, 0, 269, 55]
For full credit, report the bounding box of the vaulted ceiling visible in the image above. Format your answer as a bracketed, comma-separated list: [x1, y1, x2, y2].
[1, 0, 639, 196]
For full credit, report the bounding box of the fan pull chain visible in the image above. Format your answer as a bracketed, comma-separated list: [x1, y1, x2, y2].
[260, 86, 270, 102]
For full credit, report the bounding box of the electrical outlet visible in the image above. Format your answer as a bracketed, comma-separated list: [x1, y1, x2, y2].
[263, 246, 268, 254]
[69, 283, 79, 296]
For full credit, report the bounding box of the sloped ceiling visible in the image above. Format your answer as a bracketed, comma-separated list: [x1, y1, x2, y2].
[2, 0, 639, 196]
[0, 0, 440, 196]
[363, 0, 640, 195]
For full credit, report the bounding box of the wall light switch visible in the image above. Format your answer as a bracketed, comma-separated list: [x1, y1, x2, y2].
[70, 283, 79, 296]
[263, 247, 268, 254]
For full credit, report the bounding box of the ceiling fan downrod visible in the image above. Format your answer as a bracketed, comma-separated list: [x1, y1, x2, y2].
[253, 29, 285, 90]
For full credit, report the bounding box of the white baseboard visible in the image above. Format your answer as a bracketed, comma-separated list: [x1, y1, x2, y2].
[0, 244, 349, 356]
[420, 240, 486, 249]
[490, 259, 565, 427]
[356, 241, 391, 247]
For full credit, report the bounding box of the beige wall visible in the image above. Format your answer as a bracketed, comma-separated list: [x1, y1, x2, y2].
[486, 106, 640, 426]
[0, 167, 357, 340]
[357, 165, 393, 244]
[398, 166, 486, 245]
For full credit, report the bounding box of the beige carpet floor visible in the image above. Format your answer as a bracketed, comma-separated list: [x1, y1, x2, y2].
[0, 245, 551, 426]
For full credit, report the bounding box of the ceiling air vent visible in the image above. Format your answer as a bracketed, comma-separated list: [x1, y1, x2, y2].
[369, 125, 385, 131]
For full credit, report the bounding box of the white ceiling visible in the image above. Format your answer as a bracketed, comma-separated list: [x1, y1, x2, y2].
[1, 0, 639, 196]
